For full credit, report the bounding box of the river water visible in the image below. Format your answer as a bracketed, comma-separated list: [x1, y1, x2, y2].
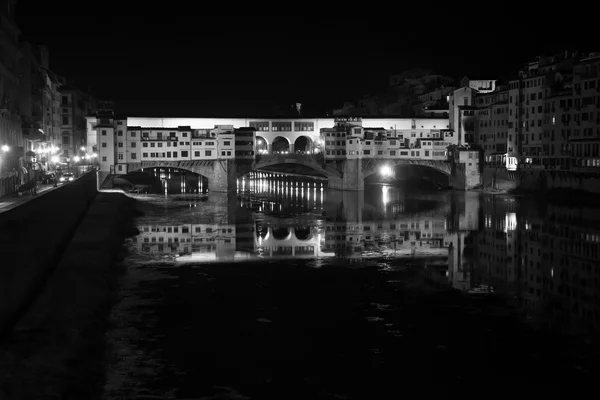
[105, 171, 600, 399]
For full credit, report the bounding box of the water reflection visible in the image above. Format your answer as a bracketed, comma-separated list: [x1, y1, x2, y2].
[127, 175, 600, 335]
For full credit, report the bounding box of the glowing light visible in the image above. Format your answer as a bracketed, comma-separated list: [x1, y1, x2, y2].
[1, 145, 9, 152]
[73, 156, 81, 162]
[380, 165, 392, 177]
[505, 212, 517, 232]
[51, 156, 59, 163]
[80, 146, 86, 151]
[382, 185, 389, 206]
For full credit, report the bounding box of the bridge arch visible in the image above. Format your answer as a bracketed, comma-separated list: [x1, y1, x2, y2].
[272, 136, 291, 154]
[362, 159, 452, 180]
[271, 226, 292, 241]
[294, 226, 312, 241]
[294, 136, 313, 154]
[256, 135, 269, 154]
[125, 161, 231, 191]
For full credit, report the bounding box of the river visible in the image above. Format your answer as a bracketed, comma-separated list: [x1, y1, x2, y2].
[104, 171, 600, 399]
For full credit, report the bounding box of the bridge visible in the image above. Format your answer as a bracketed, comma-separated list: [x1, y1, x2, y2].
[124, 152, 476, 192]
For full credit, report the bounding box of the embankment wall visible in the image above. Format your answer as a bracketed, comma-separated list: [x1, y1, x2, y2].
[0, 171, 98, 336]
[482, 167, 600, 195]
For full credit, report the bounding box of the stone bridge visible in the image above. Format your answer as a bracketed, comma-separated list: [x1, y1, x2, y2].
[125, 155, 469, 192]
[127, 160, 237, 192]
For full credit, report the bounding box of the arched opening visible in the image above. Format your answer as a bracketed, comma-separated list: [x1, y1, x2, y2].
[294, 136, 313, 154]
[294, 226, 312, 241]
[272, 226, 290, 240]
[272, 136, 290, 154]
[256, 136, 269, 155]
[125, 167, 208, 194]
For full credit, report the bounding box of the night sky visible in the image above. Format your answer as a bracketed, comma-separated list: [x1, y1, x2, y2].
[14, 5, 595, 117]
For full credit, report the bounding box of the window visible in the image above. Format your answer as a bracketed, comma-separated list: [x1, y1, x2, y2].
[223, 141, 231, 146]
[131, 153, 136, 159]
[181, 151, 188, 157]
[101, 130, 107, 136]
[205, 150, 212, 156]
[173, 152, 177, 158]
[157, 143, 163, 147]
[221, 151, 226, 156]
[143, 153, 148, 157]
[142, 143, 148, 147]
[150, 143, 155, 147]
[131, 142, 136, 148]
[130, 131, 136, 137]
[62, 96, 68, 105]
[117, 130, 123, 136]
[227, 151, 231, 156]
[272, 121, 292, 131]
[167, 152, 172, 157]
[194, 151, 200, 157]
[62, 116, 69, 125]
[102, 156, 107, 161]
[101, 143, 107, 147]
[294, 122, 314, 131]
[249, 121, 270, 131]
[118, 142, 123, 147]
[182, 132, 188, 137]
[118, 154, 124, 160]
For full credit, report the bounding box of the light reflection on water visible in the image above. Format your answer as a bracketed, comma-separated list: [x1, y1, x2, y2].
[125, 172, 600, 335]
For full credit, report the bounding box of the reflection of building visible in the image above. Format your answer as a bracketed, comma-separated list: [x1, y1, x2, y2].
[472, 199, 600, 335]
[134, 223, 237, 263]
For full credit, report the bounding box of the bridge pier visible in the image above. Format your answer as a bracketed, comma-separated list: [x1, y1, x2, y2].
[209, 159, 238, 193]
[328, 159, 364, 191]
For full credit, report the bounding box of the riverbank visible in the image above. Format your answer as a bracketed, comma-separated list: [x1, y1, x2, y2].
[0, 192, 140, 400]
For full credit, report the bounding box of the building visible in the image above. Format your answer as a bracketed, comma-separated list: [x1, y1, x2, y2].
[448, 86, 476, 146]
[88, 116, 452, 175]
[0, 0, 24, 183]
[570, 53, 600, 172]
[322, 117, 452, 162]
[508, 52, 578, 164]
[475, 85, 510, 160]
[59, 85, 97, 160]
[543, 70, 573, 170]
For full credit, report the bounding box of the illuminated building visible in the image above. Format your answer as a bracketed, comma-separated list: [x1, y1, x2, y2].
[570, 53, 600, 171]
[475, 85, 510, 159]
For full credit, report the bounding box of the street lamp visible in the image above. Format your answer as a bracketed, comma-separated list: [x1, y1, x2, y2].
[380, 165, 392, 177]
[1, 144, 9, 153]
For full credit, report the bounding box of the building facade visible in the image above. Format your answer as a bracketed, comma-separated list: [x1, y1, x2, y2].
[59, 86, 96, 160]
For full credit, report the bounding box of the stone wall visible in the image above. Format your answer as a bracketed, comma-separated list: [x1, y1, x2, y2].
[210, 159, 237, 192]
[0, 170, 98, 336]
[328, 159, 364, 191]
[482, 166, 600, 195]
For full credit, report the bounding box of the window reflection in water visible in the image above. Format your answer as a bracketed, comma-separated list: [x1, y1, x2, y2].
[128, 175, 600, 336]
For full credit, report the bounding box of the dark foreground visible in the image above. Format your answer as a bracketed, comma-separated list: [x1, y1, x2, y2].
[105, 259, 599, 399]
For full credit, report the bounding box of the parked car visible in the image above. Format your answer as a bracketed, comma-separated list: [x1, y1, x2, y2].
[58, 172, 75, 183]
[41, 173, 56, 184]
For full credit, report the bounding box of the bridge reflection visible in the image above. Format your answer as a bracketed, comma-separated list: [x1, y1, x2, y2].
[128, 178, 600, 336]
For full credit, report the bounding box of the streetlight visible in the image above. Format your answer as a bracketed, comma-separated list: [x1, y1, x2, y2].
[80, 146, 86, 152]
[74, 156, 81, 162]
[380, 165, 392, 177]
[1, 144, 9, 153]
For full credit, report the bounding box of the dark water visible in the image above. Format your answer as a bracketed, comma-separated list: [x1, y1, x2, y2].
[108, 172, 600, 398]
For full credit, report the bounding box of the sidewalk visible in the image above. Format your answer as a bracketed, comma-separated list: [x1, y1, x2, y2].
[0, 183, 60, 215]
